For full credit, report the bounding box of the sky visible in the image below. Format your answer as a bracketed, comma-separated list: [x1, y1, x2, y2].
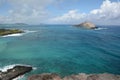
[0, 0, 120, 25]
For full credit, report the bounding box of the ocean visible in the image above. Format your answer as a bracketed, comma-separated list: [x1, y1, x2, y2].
[0, 25, 120, 80]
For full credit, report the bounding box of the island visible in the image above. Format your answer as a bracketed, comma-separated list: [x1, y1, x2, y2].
[75, 21, 98, 29]
[0, 29, 24, 36]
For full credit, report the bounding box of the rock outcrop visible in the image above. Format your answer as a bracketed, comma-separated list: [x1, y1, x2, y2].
[0, 65, 32, 80]
[28, 73, 61, 80]
[75, 22, 97, 29]
[28, 73, 120, 80]
[0, 29, 24, 36]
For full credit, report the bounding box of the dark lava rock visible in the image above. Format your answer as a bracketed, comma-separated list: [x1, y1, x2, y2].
[28, 73, 120, 80]
[0, 65, 32, 80]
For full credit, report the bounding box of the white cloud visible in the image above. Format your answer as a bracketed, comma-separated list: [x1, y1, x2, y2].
[90, 0, 120, 20]
[0, 0, 55, 24]
[50, 10, 86, 24]
[50, 0, 120, 25]
[0, 0, 120, 25]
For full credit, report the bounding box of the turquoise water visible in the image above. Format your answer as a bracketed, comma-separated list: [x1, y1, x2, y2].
[0, 25, 120, 79]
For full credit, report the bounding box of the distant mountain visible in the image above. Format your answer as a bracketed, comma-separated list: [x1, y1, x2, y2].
[0, 23, 28, 25]
[14, 23, 28, 25]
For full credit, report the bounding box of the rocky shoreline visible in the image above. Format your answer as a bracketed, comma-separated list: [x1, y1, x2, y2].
[0, 65, 120, 80]
[0, 65, 32, 80]
[0, 29, 24, 36]
[28, 73, 120, 80]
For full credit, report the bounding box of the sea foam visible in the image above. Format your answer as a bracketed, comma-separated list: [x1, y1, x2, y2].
[2, 33, 24, 37]
[94, 27, 108, 30]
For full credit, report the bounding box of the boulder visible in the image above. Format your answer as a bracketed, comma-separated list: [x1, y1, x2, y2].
[0, 65, 32, 80]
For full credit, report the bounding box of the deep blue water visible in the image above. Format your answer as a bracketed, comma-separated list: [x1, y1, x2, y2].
[0, 25, 120, 79]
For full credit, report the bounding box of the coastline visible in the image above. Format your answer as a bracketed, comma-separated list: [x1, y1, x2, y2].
[0, 29, 24, 36]
[28, 73, 120, 80]
[0, 30, 37, 37]
[0, 64, 33, 80]
[1, 33, 24, 37]
[0, 64, 120, 80]
[0, 26, 120, 80]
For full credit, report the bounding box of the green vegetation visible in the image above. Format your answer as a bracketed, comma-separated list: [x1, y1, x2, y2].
[0, 29, 24, 36]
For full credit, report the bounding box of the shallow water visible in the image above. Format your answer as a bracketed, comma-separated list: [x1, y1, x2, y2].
[0, 25, 120, 80]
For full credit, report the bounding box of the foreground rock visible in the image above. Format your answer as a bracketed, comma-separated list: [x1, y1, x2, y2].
[0, 65, 32, 80]
[28, 73, 120, 80]
[0, 29, 24, 36]
[75, 22, 97, 29]
[28, 73, 61, 80]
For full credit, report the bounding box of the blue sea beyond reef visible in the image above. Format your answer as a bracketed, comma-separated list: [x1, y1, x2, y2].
[0, 25, 120, 80]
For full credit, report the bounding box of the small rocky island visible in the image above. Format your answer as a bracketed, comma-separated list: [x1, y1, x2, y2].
[0, 29, 24, 36]
[75, 22, 98, 29]
[0, 65, 32, 80]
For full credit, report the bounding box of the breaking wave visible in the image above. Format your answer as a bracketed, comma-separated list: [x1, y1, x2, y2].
[94, 27, 108, 30]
